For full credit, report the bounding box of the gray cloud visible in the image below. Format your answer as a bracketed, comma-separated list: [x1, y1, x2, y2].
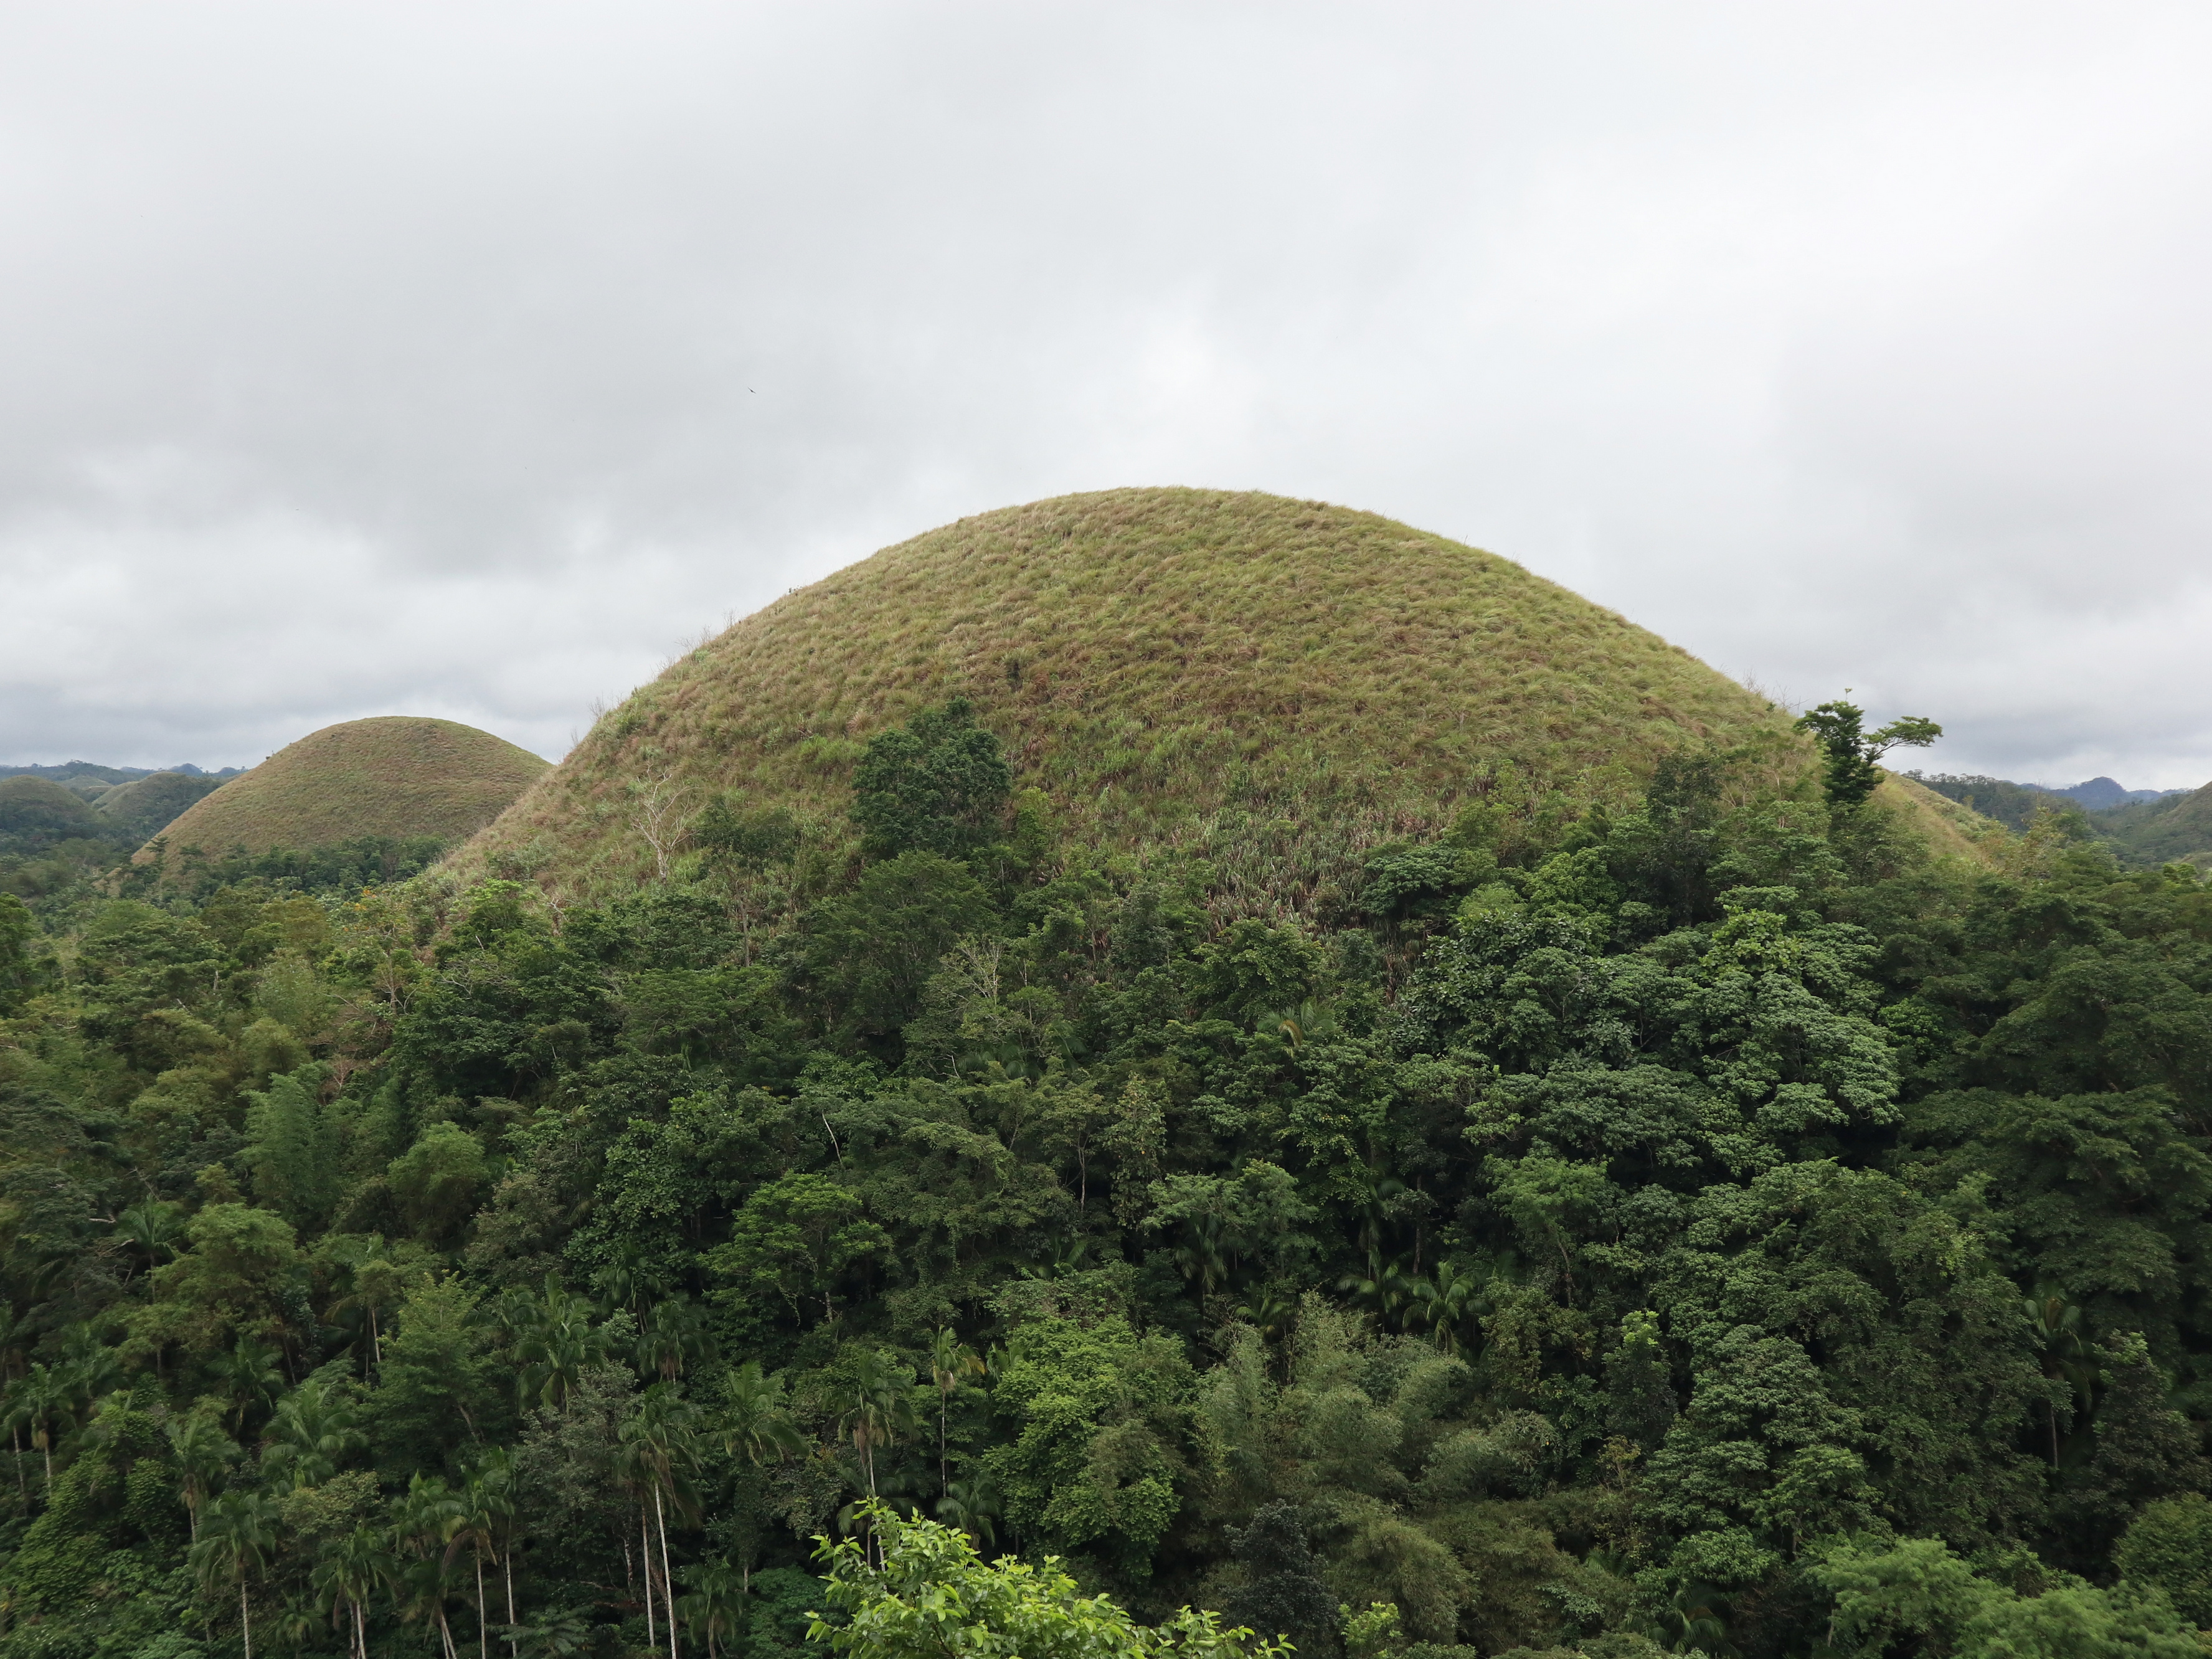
[1, 2, 2208, 785]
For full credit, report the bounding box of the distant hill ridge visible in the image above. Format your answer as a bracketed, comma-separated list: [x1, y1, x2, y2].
[0, 760, 242, 783]
[1911, 769, 2212, 869]
[2039, 775, 2181, 808]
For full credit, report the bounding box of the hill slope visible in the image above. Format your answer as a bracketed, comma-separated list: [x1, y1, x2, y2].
[141, 717, 547, 866]
[456, 488, 1965, 901]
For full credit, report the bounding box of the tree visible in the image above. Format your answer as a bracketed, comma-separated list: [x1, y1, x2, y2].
[313, 1524, 393, 1659]
[811, 1503, 1283, 1659]
[676, 1559, 748, 1659]
[801, 852, 997, 1038]
[191, 1488, 280, 1659]
[369, 1274, 504, 1470]
[1794, 699, 1941, 809]
[146, 1203, 306, 1362]
[0, 891, 38, 1013]
[389, 1122, 490, 1244]
[706, 1174, 889, 1323]
[244, 1067, 341, 1227]
[167, 1407, 239, 1543]
[215, 1336, 288, 1433]
[849, 698, 1012, 861]
[620, 1381, 704, 1659]
[394, 1470, 468, 1659]
[927, 1328, 988, 1500]
[506, 1277, 613, 1412]
[453, 1450, 519, 1659]
[837, 1349, 920, 1502]
[1224, 1503, 1341, 1659]
[112, 1200, 186, 1283]
[263, 1373, 366, 1491]
[2, 1361, 79, 1491]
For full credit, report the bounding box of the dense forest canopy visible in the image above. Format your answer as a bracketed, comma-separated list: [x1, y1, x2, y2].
[2, 696, 2211, 1659]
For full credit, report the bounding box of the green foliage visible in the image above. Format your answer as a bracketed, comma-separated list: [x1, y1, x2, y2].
[812, 1503, 1285, 1659]
[1810, 1534, 2202, 1657]
[242, 1067, 338, 1227]
[1795, 700, 1941, 809]
[2117, 1494, 2212, 1628]
[851, 697, 1013, 861]
[11, 692, 2212, 1657]
[387, 1120, 489, 1242]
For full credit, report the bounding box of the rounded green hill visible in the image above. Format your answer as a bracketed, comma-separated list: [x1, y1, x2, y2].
[0, 775, 110, 854]
[141, 717, 548, 866]
[94, 771, 225, 844]
[455, 488, 1865, 900]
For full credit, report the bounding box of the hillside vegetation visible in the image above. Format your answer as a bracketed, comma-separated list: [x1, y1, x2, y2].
[16, 493, 2193, 1659]
[0, 673, 2204, 1658]
[461, 489, 1842, 904]
[144, 717, 548, 877]
[1912, 771, 2212, 869]
[2090, 783, 2212, 869]
[93, 771, 225, 844]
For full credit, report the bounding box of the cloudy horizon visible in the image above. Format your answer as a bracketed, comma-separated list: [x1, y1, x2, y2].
[3, 3, 2210, 789]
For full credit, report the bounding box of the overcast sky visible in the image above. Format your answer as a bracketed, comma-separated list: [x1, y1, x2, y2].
[2, 4, 2209, 786]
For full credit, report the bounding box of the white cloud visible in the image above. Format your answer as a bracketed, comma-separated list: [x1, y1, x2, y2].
[1, 2, 2208, 787]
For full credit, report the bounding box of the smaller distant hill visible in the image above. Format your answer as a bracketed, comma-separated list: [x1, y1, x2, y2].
[140, 717, 549, 872]
[2049, 775, 2180, 808]
[93, 772, 227, 844]
[0, 776, 116, 857]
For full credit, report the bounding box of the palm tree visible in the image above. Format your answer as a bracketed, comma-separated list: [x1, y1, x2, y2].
[637, 1295, 713, 1384]
[2025, 1292, 2101, 1465]
[837, 1349, 919, 1503]
[674, 1560, 747, 1659]
[191, 1488, 280, 1659]
[112, 1201, 185, 1283]
[55, 1323, 123, 1399]
[450, 1450, 521, 1659]
[464, 1446, 522, 1653]
[1652, 1582, 1737, 1657]
[395, 1472, 468, 1659]
[590, 1245, 673, 1325]
[262, 1375, 366, 1491]
[721, 1361, 803, 1469]
[4, 1361, 80, 1491]
[165, 1409, 239, 1543]
[325, 1236, 408, 1372]
[925, 1328, 986, 1499]
[214, 1336, 286, 1433]
[508, 1279, 609, 1412]
[1406, 1260, 1484, 1356]
[1170, 1210, 1237, 1298]
[620, 1384, 703, 1659]
[313, 1524, 392, 1659]
[0, 1305, 27, 1491]
[935, 1470, 1000, 1548]
[1338, 1255, 1417, 1330]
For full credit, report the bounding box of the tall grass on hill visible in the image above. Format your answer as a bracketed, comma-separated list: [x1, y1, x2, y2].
[144, 716, 547, 876]
[455, 488, 1922, 909]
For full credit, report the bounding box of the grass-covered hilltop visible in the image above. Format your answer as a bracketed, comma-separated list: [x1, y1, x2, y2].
[460, 489, 1971, 903]
[141, 716, 549, 889]
[6, 489, 2212, 1659]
